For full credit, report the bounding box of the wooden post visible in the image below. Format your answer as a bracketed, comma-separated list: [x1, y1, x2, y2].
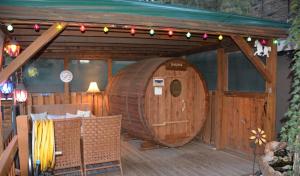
[0, 29, 5, 154]
[215, 48, 228, 149]
[16, 115, 29, 176]
[63, 57, 70, 104]
[265, 43, 277, 141]
[0, 22, 67, 84]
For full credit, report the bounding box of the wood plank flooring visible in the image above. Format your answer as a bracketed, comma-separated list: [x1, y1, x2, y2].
[101, 139, 254, 176]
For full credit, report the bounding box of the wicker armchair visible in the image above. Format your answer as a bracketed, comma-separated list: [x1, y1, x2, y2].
[82, 115, 123, 176]
[53, 118, 83, 175]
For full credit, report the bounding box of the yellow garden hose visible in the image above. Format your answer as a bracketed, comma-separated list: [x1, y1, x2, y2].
[32, 120, 55, 172]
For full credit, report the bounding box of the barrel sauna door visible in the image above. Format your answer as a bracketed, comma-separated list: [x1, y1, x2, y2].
[145, 63, 207, 147]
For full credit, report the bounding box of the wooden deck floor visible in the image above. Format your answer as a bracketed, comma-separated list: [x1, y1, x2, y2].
[102, 139, 254, 176]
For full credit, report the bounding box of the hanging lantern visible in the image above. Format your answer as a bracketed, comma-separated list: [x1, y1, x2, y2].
[14, 83, 28, 102]
[5, 39, 21, 57]
[0, 81, 14, 96]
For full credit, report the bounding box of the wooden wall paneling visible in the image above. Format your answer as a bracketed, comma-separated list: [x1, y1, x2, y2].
[265, 43, 277, 141]
[0, 23, 67, 84]
[16, 115, 29, 176]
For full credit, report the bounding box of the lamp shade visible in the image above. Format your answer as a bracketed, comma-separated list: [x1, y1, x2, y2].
[87, 82, 100, 93]
[14, 83, 28, 102]
[4, 40, 21, 57]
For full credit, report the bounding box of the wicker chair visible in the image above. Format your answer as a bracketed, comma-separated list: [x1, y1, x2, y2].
[53, 118, 83, 175]
[82, 115, 123, 176]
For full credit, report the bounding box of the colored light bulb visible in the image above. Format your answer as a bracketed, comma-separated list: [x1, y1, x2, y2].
[218, 34, 223, 41]
[130, 27, 135, 35]
[186, 32, 191, 38]
[7, 24, 13, 32]
[34, 24, 40, 32]
[273, 39, 278, 44]
[247, 36, 252, 42]
[203, 33, 208, 39]
[103, 26, 109, 33]
[80, 25, 86, 33]
[56, 24, 63, 30]
[149, 29, 155, 36]
[168, 30, 173, 36]
[261, 39, 267, 45]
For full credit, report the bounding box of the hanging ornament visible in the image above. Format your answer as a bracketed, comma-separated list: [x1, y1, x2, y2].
[0, 81, 14, 96]
[218, 34, 223, 41]
[80, 25, 86, 33]
[273, 39, 278, 45]
[186, 32, 191, 39]
[7, 24, 13, 32]
[5, 39, 21, 57]
[34, 24, 40, 32]
[260, 39, 267, 46]
[27, 66, 39, 78]
[103, 26, 109, 33]
[203, 33, 208, 40]
[149, 29, 155, 36]
[168, 30, 173, 36]
[247, 36, 252, 42]
[130, 27, 135, 35]
[14, 83, 28, 103]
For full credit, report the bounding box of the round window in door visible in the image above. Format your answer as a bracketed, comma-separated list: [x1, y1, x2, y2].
[170, 79, 182, 97]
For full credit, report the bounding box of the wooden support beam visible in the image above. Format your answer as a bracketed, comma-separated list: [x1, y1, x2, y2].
[265, 43, 277, 141]
[172, 44, 220, 56]
[63, 57, 70, 104]
[215, 48, 228, 149]
[16, 115, 29, 176]
[231, 35, 272, 83]
[0, 22, 67, 84]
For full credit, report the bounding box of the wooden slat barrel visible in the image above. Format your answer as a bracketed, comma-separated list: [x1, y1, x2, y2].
[107, 58, 208, 147]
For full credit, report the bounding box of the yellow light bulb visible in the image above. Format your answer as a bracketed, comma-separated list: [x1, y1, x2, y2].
[56, 24, 63, 30]
[218, 34, 223, 41]
[104, 26, 109, 33]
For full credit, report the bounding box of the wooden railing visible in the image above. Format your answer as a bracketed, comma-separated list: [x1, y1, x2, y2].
[0, 136, 18, 176]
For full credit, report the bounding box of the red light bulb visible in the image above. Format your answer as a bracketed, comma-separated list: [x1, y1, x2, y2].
[80, 25, 86, 33]
[130, 28, 135, 35]
[260, 39, 267, 45]
[203, 33, 208, 39]
[168, 30, 173, 36]
[33, 24, 40, 32]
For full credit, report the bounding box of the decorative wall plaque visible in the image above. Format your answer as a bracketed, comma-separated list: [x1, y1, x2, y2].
[170, 79, 182, 97]
[165, 60, 187, 71]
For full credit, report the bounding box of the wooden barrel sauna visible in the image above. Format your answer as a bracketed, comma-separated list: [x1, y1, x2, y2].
[107, 58, 208, 147]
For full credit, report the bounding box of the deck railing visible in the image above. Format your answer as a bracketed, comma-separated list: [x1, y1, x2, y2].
[0, 136, 18, 176]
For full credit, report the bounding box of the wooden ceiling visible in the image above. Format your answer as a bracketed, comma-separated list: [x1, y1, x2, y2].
[2, 22, 237, 60]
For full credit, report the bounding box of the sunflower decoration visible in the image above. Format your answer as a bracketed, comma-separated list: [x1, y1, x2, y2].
[249, 128, 267, 146]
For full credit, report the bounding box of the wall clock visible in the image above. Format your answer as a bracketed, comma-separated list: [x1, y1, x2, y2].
[60, 70, 73, 83]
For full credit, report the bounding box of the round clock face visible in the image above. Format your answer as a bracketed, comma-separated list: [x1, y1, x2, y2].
[60, 70, 73, 83]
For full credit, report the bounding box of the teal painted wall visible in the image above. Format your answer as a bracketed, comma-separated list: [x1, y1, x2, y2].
[23, 59, 135, 93]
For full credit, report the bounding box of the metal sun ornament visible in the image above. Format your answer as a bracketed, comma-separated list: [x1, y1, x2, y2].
[27, 66, 39, 78]
[250, 128, 267, 146]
